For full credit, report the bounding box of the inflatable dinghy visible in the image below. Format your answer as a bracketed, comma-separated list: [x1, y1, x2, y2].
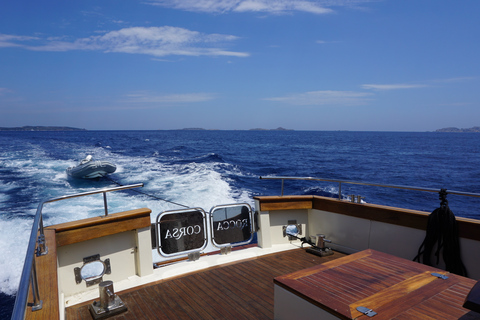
[66, 155, 116, 179]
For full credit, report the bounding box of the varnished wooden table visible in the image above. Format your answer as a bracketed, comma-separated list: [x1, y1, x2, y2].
[274, 249, 480, 319]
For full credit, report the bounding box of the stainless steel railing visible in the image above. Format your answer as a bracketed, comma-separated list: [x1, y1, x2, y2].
[11, 183, 143, 320]
[259, 176, 480, 199]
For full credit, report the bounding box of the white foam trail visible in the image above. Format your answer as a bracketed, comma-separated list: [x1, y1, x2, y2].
[0, 181, 16, 204]
[0, 218, 31, 295]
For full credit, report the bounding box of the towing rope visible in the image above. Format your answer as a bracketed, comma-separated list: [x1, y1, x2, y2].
[413, 189, 467, 276]
[105, 176, 189, 209]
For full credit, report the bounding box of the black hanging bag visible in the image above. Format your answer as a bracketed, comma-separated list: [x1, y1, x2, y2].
[413, 189, 467, 277]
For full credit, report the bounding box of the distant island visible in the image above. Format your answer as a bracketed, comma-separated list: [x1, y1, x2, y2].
[249, 127, 293, 131]
[0, 126, 86, 131]
[436, 126, 480, 133]
[179, 127, 293, 131]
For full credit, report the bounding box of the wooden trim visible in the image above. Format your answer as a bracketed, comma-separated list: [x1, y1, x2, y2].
[255, 195, 314, 211]
[46, 208, 151, 232]
[255, 196, 480, 241]
[45, 208, 152, 247]
[26, 229, 59, 320]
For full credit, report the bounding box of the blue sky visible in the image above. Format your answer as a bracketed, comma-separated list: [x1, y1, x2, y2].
[1, 0, 479, 131]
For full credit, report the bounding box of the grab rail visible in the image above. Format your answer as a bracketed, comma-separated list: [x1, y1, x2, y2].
[259, 176, 480, 199]
[11, 183, 144, 320]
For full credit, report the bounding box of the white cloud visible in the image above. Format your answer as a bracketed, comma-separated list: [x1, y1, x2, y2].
[0, 34, 39, 48]
[432, 77, 476, 83]
[147, 0, 334, 14]
[361, 77, 475, 91]
[316, 39, 341, 44]
[0, 34, 38, 42]
[0, 27, 249, 58]
[362, 84, 428, 90]
[0, 88, 12, 95]
[264, 90, 373, 106]
[124, 92, 217, 104]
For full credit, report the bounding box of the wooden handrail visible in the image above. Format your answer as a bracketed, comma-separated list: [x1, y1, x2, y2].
[46, 208, 151, 247]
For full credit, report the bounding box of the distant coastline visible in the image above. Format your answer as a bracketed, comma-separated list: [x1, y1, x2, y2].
[180, 127, 293, 131]
[436, 126, 480, 133]
[248, 127, 293, 131]
[0, 126, 86, 131]
[1, 126, 294, 131]
[7, 126, 479, 132]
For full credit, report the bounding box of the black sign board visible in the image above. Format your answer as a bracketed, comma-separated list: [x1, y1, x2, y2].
[211, 205, 252, 246]
[158, 209, 206, 256]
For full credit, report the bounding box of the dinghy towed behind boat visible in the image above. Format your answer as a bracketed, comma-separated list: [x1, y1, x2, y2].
[66, 155, 116, 179]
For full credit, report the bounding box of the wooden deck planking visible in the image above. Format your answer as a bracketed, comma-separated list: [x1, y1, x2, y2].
[178, 276, 234, 319]
[194, 271, 255, 320]
[66, 248, 343, 320]
[193, 263, 271, 319]
[217, 267, 272, 318]
[147, 284, 191, 320]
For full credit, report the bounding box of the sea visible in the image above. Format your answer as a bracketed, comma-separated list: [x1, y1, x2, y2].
[1, 130, 480, 318]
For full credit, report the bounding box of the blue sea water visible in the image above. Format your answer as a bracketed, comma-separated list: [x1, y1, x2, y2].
[1, 130, 480, 318]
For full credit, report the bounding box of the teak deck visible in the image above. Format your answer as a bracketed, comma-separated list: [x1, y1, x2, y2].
[65, 248, 343, 320]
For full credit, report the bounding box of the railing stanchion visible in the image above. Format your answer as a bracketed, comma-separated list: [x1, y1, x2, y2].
[30, 259, 43, 311]
[36, 209, 47, 256]
[281, 179, 284, 196]
[338, 182, 342, 200]
[103, 192, 108, 216]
